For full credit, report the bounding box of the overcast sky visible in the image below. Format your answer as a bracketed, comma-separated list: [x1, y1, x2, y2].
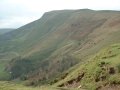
[0, 0, 120, 28]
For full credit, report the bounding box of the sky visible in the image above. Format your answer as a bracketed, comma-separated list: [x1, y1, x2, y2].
[0, 0, 120, 28]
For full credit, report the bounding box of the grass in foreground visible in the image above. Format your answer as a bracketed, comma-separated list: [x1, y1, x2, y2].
[0, 81, 58, 90]
[0, 81, 82, 90]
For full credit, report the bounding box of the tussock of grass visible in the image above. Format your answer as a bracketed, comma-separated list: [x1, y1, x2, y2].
[0, 81, 71, 90]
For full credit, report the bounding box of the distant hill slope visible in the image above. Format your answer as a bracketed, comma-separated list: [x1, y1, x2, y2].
[0, 29, 14, 35]
[0, 9, 120, 86]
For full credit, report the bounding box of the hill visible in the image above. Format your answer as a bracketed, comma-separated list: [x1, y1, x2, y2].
[0, 9, 120, 89]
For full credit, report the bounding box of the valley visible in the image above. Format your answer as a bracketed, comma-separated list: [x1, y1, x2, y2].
[0, 9, 120, 90]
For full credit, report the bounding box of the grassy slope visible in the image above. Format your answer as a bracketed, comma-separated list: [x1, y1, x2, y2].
[0, 9, 120, 85]
[0, 10, 75, 80]
[55, 43, 120, 90]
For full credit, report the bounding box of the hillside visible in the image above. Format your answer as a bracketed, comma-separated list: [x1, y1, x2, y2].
[0, 29, 14, 35]
[0, 9, 120, 89]
[55, 44, 120, 90]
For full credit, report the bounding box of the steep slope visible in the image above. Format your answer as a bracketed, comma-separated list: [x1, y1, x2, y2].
[55, 44, 120, 90]
[0, 9, 120, 85]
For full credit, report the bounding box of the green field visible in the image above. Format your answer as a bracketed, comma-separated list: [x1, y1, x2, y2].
[0, 81, 83, 90]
